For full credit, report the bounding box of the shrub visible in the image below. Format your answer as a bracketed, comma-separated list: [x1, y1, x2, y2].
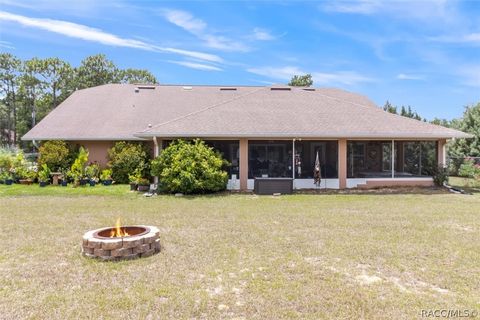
[0, 148, 14, 181]
[38, 140, 72, 171]
[108, 142, 149, 184]
[150, 139, 228, 194]
[70, 147, 89, 185]
[128, 167, 143, 184]
[458, 159, 477, 178]
[429, 165, 449, 187]
[0, 148, 36, 181]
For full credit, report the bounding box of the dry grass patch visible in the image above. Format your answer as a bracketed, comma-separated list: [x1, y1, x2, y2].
[0, 185, 479, 319]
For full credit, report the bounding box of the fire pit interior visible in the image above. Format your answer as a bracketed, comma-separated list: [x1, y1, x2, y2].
[82, 219, 160, 261]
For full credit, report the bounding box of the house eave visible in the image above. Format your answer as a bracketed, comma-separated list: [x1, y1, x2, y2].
[21, 136, 148, 142]
[134, 132, 473, 140]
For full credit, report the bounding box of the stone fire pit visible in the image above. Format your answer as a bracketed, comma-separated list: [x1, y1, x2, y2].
[82, 225, 160, 261]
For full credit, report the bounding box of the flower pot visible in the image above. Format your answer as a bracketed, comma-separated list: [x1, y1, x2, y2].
[103, 180, 112, 186]
[19, 179, 33, 185]
[89, 181, 96, 187]
[137, 184, 150, 192]
[5, 179, 13, 185]
[39, 181, 47, 187]
[130, 183, 137, 191]
[79, 179, 88, 186]
[61, 181, 68, 187]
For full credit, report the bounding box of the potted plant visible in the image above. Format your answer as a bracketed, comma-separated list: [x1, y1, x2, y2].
[128, 168, 143, 191]
[70, 147, 89, 187]
[100, 169, 113, 186]
[60, 168, 69, 186]
[85, 163, 100, 186]
[5, 169, 14, 185]
[137, 177, 150, 192]
[21, 167, 37, 185]
[0, 171, 10, 185]
[38, 164, 51, 187]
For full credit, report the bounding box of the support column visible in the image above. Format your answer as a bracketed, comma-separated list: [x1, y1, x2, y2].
[338, 139, 347, 189]
[391, 139, 395, 178]
[437, 139, 447, 167]
[239, 138, 249, 190]
[153, 137, 162, 184]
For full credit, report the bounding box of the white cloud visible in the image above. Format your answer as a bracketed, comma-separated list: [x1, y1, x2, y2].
[247, 66, 304, 81]
[429, 33, 480, 45]
[202, 34, 248, 52]
[162, 9, 206, 34]
[0, 40, 14, 49]
[321, 0, 452, 21]
[252, 28, 275, 41]
[161, 8, 249, 52]
[396, 73, 424, 80]
[322, 0, 380, 14]
[0, 10, 222, 63]
[168, 60, 222, 71]
[312, 71, 373, 85]
[246, 66, 373, 86]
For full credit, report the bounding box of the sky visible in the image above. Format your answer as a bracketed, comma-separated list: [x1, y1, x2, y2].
[0, 0, 479, 120]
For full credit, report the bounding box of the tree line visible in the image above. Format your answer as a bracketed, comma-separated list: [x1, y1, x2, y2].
[0, 53, 157, 147]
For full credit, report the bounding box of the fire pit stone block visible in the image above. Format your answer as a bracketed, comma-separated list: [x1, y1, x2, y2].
[102, 239, 123, 250]
[86, 238, 103, 249]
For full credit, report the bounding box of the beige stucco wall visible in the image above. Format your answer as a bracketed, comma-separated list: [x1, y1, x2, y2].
[71, 141, 114, 168]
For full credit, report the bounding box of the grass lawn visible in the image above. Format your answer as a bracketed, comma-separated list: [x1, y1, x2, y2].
[0, 184, 479, 319]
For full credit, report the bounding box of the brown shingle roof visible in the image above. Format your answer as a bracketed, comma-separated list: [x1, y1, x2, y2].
[22, 84, 471, 141]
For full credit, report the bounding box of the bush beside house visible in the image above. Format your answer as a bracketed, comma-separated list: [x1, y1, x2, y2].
[38, 141, 74, 172]
[108, 142, 150, 184]
[151, 139, 228, 194]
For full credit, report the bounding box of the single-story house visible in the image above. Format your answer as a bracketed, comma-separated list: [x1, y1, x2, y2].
[22, 84, 472, 190]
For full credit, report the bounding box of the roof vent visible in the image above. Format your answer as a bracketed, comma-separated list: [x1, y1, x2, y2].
[270, 87, 291, 91]
[182, 86, 193, 90]
[134, 87, 140, 93]
[220, 87, 237, 91]
[302, 88, 316, 91]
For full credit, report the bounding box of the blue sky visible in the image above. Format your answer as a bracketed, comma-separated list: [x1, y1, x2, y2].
[0, 0, 479, 120]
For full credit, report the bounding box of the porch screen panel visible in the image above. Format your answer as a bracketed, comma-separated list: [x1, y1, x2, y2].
[205, 140, 240, 177]
[394, 141, 437, 177]
[248, 140, 292, 178]
[347, 140, 394, 178]
[294, 140, 338, 178]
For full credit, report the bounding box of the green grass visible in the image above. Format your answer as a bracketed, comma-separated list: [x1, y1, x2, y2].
[449, 176, 480, 193]
[0, 183, 132, 197]
[0, 185, 479, 319]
